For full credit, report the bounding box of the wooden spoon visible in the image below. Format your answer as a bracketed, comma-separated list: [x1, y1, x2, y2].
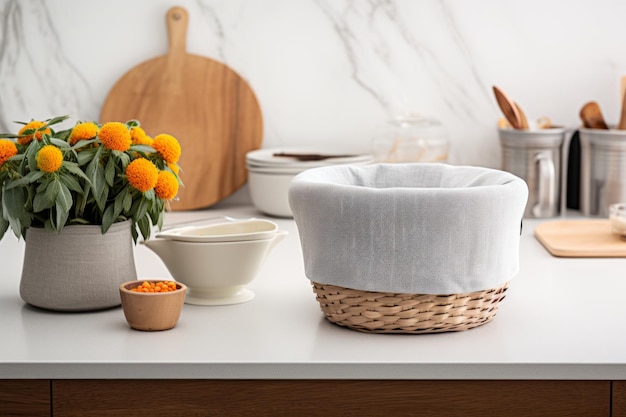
[514, 102, 529, 129]
[618, 75, 626, 129]
[493, 86, 522, 129]
[579, 101, 609, 129]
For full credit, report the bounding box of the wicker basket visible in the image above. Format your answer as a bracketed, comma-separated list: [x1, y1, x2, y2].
[312, 281, 509, 334]
[289, 164, 527, 334]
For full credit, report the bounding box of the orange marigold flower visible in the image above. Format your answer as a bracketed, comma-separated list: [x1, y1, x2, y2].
[152, 134, 181, 163]
[130, 126, 153, 146]
[36, 145, 63, 173]
[0, 139, 18, 166]
[155, 170, 179, 200]
[125, 158, 158, 192]
[17, 121, 51, 145]
[99, 122, 131, 151]
[69, 122, 99, 145]
[167, 162, 179, 175]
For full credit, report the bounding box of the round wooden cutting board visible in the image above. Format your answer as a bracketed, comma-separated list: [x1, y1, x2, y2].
[100, 6, 263, 210]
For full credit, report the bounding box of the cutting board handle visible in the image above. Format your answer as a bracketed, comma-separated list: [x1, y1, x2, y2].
[167, 6, 188, 55]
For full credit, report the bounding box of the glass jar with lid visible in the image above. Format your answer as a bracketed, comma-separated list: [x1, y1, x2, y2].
[372, 113, 450, 163]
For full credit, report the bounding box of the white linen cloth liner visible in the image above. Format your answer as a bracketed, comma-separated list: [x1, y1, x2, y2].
[288, 163, 529, 294]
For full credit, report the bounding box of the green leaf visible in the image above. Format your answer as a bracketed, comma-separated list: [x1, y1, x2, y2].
[129, 144, 155, 154]
[25, 139, 40, 172]
[116, 151, 130, 169]
[144, 188, 155, 201]
[137, 216, 151, 241]
[3, 170, 45, 190]
[33, 181, 58, 212]
[50, 138, 71, 149]
[86, 147, 106, 209]
[122, 187, 133, 212]
[56, 182, 73, 212]
[2, 187, 24, 237]
[135, 197, 148, 222]
[62, 161, 91, 183]
[131, 224, 139, 244]
[45, 179, 60, 204]
[35, 176, 52, 193]
[149, 199, 163, 225]
[126, 120, 140, 128]
[114, 187, 127, 215]
[105, 155, 116, 187]
[59, 171, 83, 193]
[96, 182, 108, 211]
[0, 212, 9, 239]
[45, 115, 71, 126]
[54, 128, 72, 142]
[75, 146, 97, 164]
[75, 182, 90, 218]
[101, 204, 116, 234]
[44, 218, 55, 232]
[157, 210, 164, 230]
[55, 201, 69, 230]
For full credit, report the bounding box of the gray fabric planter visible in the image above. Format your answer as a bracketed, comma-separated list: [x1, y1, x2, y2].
[288, 163, 528, 294]
[20, 220, 137, 311]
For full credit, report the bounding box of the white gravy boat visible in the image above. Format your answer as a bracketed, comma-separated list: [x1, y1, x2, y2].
[143, 222, 287, 305]
[156, 218, 278, 242]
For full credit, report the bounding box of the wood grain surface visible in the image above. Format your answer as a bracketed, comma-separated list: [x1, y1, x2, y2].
[51, 379, 609, 417]
[0, 379, 50, 417]
[100, 6, 263, 210]
[614, 381, 626, 417]
[534, 219, 626, 257]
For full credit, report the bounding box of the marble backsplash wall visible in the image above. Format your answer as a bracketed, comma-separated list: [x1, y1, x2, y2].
[2, 0, 626, 169]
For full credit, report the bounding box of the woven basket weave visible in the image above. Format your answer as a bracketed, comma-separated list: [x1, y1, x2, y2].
[312, 281, 509, 334]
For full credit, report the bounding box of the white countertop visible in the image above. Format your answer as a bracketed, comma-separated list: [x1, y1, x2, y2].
[2, 204, 626, 380]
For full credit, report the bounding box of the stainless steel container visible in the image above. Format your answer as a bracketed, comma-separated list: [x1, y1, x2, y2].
[499, 128, 568, 218]
[579, 129, 626, 217]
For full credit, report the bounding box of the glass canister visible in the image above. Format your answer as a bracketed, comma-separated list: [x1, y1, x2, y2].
[372, 114, 450, 163]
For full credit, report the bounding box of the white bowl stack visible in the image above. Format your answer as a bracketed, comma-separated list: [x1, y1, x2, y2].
[246, 148, 373, 218]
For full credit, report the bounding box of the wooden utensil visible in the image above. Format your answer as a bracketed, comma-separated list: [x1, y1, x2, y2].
[100, 6, 263, 210]
[514, 102, 529, 129]
[618, 75, 626, 129]
[493, 86, 522, 129]
[272, 152, 358, 161]
[579, 101, 609, 129]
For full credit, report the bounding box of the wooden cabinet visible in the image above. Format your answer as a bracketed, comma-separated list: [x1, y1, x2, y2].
[614, 381, 626, 417]
[0, 380, 50, 417]
[0, 379, 617, 416]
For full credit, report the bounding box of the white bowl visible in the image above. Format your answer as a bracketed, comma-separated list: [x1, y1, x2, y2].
[246, 149, 374, 218]
[248, 170, 298, 218]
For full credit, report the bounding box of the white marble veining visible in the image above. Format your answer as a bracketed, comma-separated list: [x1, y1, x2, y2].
[3, 0, 626, 169]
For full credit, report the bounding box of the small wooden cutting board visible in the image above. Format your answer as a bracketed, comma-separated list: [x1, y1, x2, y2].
[534, 219, 626, 257]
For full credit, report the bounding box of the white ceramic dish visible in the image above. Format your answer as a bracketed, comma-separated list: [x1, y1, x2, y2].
[248, 170, 297, 218]
[143, 231, 288, 305]
[246, 149, 374, 218]
[245, 164, 306, 175]
[156, 219, 278, 242]
[246, 148, 372, 169]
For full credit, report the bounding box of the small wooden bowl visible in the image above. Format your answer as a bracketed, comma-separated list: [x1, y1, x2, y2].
[119, 280, 186, 331]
